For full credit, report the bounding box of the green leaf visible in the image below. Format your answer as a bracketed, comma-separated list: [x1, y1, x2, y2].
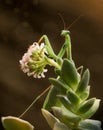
[57, 95, 72, 111]
[52, 106, 81, 124]
[41, 109, 60, 129]
[1, 116, 34, 130]
[43, 85, 64, 111]
[79, 85, 90, 101]
[76, 69, 90, 95]
[77, 98, 100, 119]
[43, 78, 69, 111]
[53, 122, 69, 130]
[49, 78, 69, 91]
[77, 98, 96, 114]
[67, 91, 81, 106]
[61, 59, 80, 90]
[79, 119, 102, 130]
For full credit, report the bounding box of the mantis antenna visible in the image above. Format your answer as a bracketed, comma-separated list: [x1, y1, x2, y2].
[66, 14, 83, 30]
[58, 13, 66, 30]
[58, 13, 83, 30]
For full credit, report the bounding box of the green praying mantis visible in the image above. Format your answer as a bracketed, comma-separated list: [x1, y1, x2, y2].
[38, 30, 101, 130]
[1, 27, 102, 130]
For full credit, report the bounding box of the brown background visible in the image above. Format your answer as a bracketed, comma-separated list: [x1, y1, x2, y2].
[0, 0, 103, 130]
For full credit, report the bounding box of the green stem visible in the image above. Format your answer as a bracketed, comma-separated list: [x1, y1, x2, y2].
[46, 57, 61, 70]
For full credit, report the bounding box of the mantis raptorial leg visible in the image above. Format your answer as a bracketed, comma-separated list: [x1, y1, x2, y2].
[60, 30, 72, 61]
[38, 30, 72, 62]
[38, 35, 57, 59]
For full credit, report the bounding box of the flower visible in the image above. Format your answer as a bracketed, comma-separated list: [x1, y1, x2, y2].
[19, 42, 48, 78]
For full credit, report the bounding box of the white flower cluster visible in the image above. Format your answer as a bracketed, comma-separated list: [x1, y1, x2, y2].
[19, 42, 48, 78]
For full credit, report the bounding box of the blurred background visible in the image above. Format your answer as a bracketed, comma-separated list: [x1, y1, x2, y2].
[0, 0, 103, 129]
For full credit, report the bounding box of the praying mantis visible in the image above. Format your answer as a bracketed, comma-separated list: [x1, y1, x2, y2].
[1, 19, 102, 130]
[37, 29, 101, 130]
